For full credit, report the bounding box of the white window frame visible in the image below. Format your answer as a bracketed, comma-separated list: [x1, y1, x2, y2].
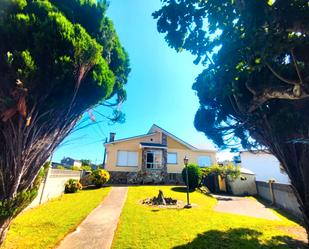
[117, 151, 138, 167]
[167, 152, 177, 164]
[198, 156, 212, 167]
[146, 150, 162, 169]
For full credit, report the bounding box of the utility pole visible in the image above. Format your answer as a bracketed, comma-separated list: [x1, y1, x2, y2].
[102, 137, 108, 169]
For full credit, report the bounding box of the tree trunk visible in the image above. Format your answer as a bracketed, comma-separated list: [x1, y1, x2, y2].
[271, 142, 309, 243]
[0, 218, 12, 245]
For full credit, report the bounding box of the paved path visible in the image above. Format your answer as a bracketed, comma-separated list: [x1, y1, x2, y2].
[56, 186, 128, 249]
[213, 195, 281, 220]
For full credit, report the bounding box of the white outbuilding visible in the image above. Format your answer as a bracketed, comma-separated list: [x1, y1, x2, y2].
[240, 151, 290, 184]
[227, 168, 257, 195]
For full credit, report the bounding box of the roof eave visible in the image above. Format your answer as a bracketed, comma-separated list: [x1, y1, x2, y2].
[104, 132, 157, 145]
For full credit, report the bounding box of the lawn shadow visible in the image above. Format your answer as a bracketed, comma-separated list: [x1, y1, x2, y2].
[172, 228, 307, 249]
[171, 187, 195, 193]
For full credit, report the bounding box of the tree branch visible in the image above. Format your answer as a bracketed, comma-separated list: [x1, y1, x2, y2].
[248, 87, 309, 112]
[265, 62, 299, 86]
[291, 49, 304, 85]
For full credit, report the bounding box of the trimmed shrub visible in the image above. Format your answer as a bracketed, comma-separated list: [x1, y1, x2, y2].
[182, 164, 202, 190]
[91, 169, 110, 188]
[65, 179, 82, 193]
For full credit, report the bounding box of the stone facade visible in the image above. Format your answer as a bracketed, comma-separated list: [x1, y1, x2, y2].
[109, 171, 183, 185]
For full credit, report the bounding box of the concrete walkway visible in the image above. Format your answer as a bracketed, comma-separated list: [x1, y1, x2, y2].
[213, 195, 281, 220]
[56, 186, 128, 249]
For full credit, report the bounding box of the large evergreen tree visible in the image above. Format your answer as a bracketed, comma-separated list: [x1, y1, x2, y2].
[0, 0, 129, 244]
[154, 0, 309, 239]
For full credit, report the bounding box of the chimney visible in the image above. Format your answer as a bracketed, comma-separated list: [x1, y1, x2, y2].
[109, 132, 116, 142]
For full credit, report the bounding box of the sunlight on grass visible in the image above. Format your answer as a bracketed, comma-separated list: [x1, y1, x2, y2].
[2, 187, 111, 249]
[112, 186, 305, 249]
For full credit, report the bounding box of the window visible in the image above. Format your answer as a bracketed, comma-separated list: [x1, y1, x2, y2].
[117, 151, 138, 167]
[146, 150, 162, 169]
[167, 152, 177, 164]
[198, 156, 212, 167]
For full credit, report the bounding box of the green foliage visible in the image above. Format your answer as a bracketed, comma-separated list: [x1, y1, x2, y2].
[0, 163, 48, 220]
[90, 169, 110, 188]
[154, 2, 309, 228]
[0, 0, 130, 122]
[71, 166, 81, 171]
[0, 190, 38, 220]
[81, 165, 92, 171]
[181, 164, 202, 190]
[64, 179, 82, 193]
[80, 159, 91, 166]
[153, 1, 309, 149]
[202, 164, 241, 180]
[80, 159, 93, 171]
[56, 165, 65, 170]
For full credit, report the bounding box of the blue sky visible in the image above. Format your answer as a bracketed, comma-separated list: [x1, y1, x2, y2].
[53, 0, 232, 164]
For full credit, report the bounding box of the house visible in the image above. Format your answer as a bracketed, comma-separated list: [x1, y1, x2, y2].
[60, 157, 82, 169]
[239, 151, 290, 184]
[104, 124, 217, 184]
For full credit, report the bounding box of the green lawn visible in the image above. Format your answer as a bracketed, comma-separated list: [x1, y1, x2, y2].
[112, 186, 306, 249]
[1, 187, 111, 249]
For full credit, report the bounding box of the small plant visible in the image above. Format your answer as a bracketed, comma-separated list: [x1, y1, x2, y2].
[91, 169, 110, 188]
[65, 179, 82, 193]
[182, 164, 202, 190]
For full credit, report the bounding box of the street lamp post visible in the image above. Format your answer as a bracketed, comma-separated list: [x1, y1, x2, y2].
[184, 156, 192, 208]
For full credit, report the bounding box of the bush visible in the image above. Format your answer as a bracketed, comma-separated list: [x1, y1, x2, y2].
[81, 165, 92, 171]
[182, 164, 202, 190]
[56, 165, 65, 170]
[202, 163, 240, 180]
[65, 179, 82, 193]
[71, 166, 81, 171]
[91, 169, 110, 188]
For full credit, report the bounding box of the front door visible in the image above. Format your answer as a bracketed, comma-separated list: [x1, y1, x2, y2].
[146, 150, 162, 169]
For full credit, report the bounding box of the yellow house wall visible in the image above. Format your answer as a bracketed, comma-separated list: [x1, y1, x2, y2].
[105, 132, 161, 172]
[166, 136, 216, 173]
[166, 149, 216, 173]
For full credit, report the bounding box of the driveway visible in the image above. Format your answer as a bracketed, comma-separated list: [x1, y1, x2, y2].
[213, 194, 281, 220]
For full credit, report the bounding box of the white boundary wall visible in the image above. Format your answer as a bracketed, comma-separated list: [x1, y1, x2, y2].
[256, 181, 302, 218]
[28, 168, 81, 208]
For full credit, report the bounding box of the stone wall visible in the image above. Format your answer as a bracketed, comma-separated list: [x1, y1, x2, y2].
[256, 181, 302, 218]
[109, 171, 183, 185]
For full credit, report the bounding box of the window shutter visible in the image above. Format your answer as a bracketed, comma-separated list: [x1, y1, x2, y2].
[117, 151, 128, 166]
[127, 152, 138, 166]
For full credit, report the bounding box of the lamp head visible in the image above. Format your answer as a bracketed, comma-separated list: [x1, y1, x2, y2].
[183, 156, 189, 166]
